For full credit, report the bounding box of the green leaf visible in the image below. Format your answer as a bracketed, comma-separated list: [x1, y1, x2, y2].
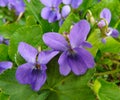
[8, 25, 47, 62]
[87, 29, 101, 56]
[99, 37, 120, 53]
[0, 69, 49, 100]
[26, 16, 37, 26]
[0, 44, 9, 61]
[90, 0, 120, 28]
[43, 57, 96, 100]
[93, 79, 120, 100]
[0, 23, 22, 38]
[25, 0, 59, 33]
[0, 57, 96, 100]
[0, 92, 9, 100]
[59, 13, 80, 33]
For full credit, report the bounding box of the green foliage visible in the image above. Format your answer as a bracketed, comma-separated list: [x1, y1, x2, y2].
[0, 92, 9, 100]
[8, 25, 46, 61]
[59, 13, 80, 33]
[0, 23, 22, 38]
[100, 37, 120, 53]
[0, 57, 96, 100]
[0, 0, 120, 99]
[94, 79, 120, 100]
[0, 44, 9, 61]
[0, 69, 49, 100]
[43, 57, 96, 100]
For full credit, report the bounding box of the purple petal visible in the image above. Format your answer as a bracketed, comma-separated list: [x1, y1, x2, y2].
[31, 67, 47, 91]
[40, 0, 52, 7]
[98, 20, 105, 28]
[38, 50, 59, 64]
[8, 0, 25, 15]
[61, 5, 71, 18]
[67, 51, 87, 75]
[43, 32, 69, 51]
[74, 48, 95, 68]
[62, 0, 71, 4]
[59, 19, 64, 26]
[27, 0, 30, 2]
[48, 10, 60, 23]
[41, 7, 51, 20]
[100, 8, 111, 25]
[111, 29, 119, 38]
[18, 42, 38, 63]
[81, 41, 92, 48]
[69, 20, 90, 48]
[4, 39, 9, 45]
[16, 63, 33, 84]
[101, 38, 106, 43]
[40, 0, 61, 7]
[71, 0, 83, 9]
[0, 36, 4, 44]
[0, 0, 8, 7]
[0, 61, 12, 73]
[58, 52, 71, 76]
[52, 0, 62, 7]
[14, 1, 25, 14]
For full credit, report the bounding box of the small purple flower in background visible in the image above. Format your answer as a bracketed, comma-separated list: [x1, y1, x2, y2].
[0, 0, 25, 15]
[0, 0, 8, 7]
[43, 20, 95, 76]
[0, 35, 9, 45]
[40, 0, 62, 23]
[98, 8, 119, 43]
[62, 0, 83, 9]
[27, 0, 30, 2]
[8, 0, 25, 15]
[59, 5, 71, 26]
[0, 61, 12, 74]
[16, 42, 58, 91]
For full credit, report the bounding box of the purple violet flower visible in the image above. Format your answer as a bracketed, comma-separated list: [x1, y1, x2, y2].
[43, 20, 95, 76]
[59, 5, 71, 26]
[8, 0, 25, 15]
[62, 0, 83, 9]
[0, 0, 8, 7]
[16, 42, 58, 91]
[98, 8, 119, 43]
[0, 61, 12, 74]
[40, 0, 62, 23]
[0, 35, 9, 45]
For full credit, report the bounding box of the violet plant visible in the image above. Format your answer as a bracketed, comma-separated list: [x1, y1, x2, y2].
[62, 0, 83, 9]
[0, 61, 12, 74]
[0, 0, 25, 15]
[16, 42, 58, 91]
[0, 0, 120, 100]
[43, 20, 95, 75]
[40, 0, 61, 23]
[98, 8, 119, 43]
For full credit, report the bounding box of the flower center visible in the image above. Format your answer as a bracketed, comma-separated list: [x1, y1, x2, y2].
[35, 63, 41, 69]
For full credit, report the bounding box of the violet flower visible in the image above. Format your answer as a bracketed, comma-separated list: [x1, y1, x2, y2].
[59, 5, 71, 26]
[16, 42, 58, 91]
[98, 8, 119, 43]
[40, 0, 62, 23]
[0, 35, 9, 45]
[62, 0, 83, 9]
[43, 20, 95, 76]
[8, 0, 25, 15]
[0, 61, 12, 74]
[0, 0, 8, 7]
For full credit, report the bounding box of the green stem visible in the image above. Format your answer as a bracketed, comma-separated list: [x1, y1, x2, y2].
[24, 0, 41, 24]
[95, 69, 120, 76]
[114, 18, 120, 28]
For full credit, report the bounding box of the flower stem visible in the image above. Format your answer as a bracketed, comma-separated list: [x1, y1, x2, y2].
[95, 69, 120, 76]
